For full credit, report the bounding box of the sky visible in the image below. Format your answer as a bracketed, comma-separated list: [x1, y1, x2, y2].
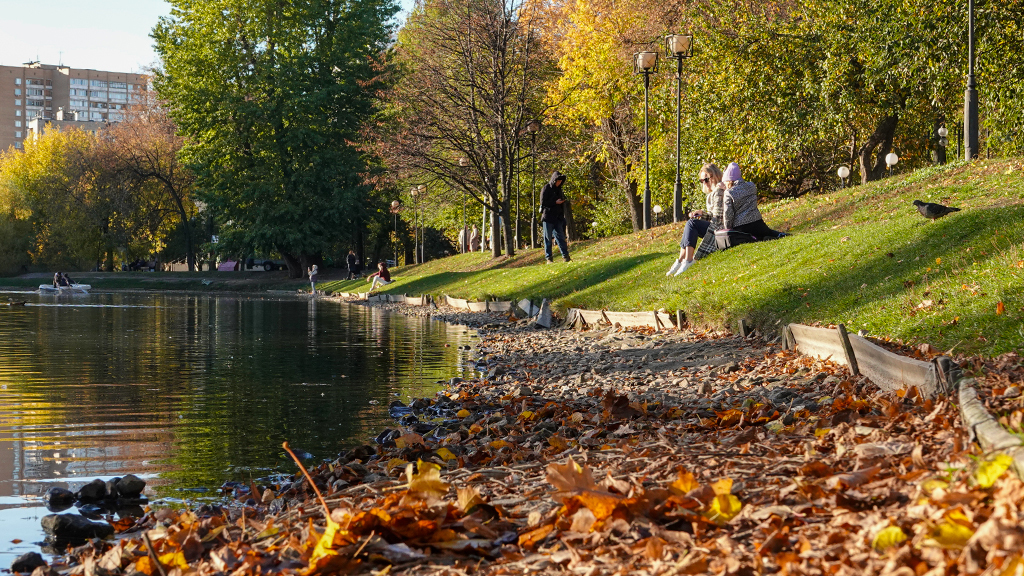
[0, 0, 416, 73]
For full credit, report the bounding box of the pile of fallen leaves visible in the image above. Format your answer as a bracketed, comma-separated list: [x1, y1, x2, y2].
[34, 332, 1024, 576]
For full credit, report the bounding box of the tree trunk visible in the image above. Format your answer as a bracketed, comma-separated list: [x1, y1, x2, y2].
[626, 179, 642, 231]
[490, 203, 501, 258]
[858, 115, 899, 183]
[282, 251, 302, 278]
[501, 197, 516, 257]
[564, 198, 577, 241]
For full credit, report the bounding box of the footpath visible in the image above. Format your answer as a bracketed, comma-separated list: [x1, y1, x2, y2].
[19, 297, 1024, 576]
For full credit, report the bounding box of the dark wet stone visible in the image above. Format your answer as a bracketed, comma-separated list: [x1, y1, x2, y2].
[42, 487, 75, 511]
[77, 504, 106, 519]
[76, 479, 107, 501]
[399, 413, 419, 425]
[11, 552, 46, 573]
[411, 422, 436, 435]
[115, 474, 146, 497]
[374, 428, 399, 447]
[40, 514, 114, 540]
[105, 477, 121, 498]
[449, 377, 464, 385]
[345, 445, 376, 462]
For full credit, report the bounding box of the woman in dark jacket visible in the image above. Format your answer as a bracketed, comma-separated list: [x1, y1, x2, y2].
[540, 171, 571, 263]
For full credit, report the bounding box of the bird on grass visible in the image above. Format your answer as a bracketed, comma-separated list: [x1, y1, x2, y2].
[913, 200, 960, 221]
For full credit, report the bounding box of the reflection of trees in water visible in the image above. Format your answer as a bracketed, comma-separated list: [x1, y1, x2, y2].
[0, 295, 469, 494]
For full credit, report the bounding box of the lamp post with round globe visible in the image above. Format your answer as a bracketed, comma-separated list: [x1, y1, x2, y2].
[389, 199, 402, 265]
[937, 126, 949, 164]
[665, 34, 694, 222]
[527, 120, 541, 248]
[837, 166, 850, 189]
[653, 204, 663, 227]
[459, 158, 470, 253]
[885, 153, 899, 178]
[633, 50, 658, 230]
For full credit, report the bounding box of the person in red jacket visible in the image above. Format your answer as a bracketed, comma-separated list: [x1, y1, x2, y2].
[367, 261, 392, 292]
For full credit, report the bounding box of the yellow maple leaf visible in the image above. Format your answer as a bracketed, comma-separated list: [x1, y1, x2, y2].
[710, 477, 733, 496]
[435, 447, 457, 462]
[157, 551, 189, 570]
[384, 458, 407, 474]
[669, 470, 699, 495]
[489, 439, 512, 450]
[703, 493, 742, 526]
[973, 453, 1013, 488]
[310, 517, 342, 563]
[519, 411, 534, 420]
[457, 409, 470, 418]
[872, 526, 907, 552]
[922, 510, 974, 549]
[406, 460, 449, 501]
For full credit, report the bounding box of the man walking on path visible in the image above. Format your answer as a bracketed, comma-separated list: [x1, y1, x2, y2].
[540, 171, 571, 263]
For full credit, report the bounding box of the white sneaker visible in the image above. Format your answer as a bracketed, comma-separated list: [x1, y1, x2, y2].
[666, 260, 682, 276]
[673, 260, 695, 275]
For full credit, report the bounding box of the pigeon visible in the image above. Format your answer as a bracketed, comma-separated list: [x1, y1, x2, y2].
[913, 200, 960, 221]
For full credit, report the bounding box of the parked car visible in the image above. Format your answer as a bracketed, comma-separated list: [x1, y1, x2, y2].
[244, 256, 286, 271]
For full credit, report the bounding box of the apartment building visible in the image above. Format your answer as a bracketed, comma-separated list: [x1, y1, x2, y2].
[1, 61, 148, 152]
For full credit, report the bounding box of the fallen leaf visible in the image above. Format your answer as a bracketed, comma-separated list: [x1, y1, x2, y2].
[669, 470, 700, 495]
[997, 301, 1005, 315]
[456, 409, 470, 418]
[456, 486, 484, 513]
[972, 453, 1013, 488]
[435, 447, 457, 462]
[825, 465, 881, 490]
[547, 458, 597, 494]
[406, 460, 449, 501]
[872, 526, 907, 552]
[922, 510, 974, 550]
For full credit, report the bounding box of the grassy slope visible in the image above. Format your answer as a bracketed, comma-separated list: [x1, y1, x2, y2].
[322, 159, 1024, 356]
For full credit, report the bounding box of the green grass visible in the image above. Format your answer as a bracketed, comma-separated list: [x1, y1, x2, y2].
[322, 158, 1024, 357]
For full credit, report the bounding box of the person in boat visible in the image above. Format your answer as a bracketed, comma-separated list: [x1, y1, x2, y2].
[62, 273, 75, 286]
[53, 272, 61, 288]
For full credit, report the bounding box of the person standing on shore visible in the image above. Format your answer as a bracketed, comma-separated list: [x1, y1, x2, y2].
[307, 264, 318, 295]
[469, 225, 481, 252]
[540, 171, 571, 263]
[346, 250, 359, 279]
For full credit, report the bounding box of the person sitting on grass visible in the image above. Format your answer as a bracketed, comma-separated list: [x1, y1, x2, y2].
[367, 261, 392, 292]
[665, 163, 726, 276]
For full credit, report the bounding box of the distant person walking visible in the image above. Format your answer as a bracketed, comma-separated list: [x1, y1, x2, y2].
[307, 264, 318, 295]
[540, 171, 571, 263]
[469, 225, 481, 252]
[346, 250, 359, 279]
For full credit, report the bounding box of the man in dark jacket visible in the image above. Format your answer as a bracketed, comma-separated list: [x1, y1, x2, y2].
[540, 171, 571, 263]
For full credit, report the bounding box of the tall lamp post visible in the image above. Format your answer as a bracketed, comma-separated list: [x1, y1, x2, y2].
[634, 50, 658, 230]
[527, 120, 540, 249]
[937, 126, 949, 164]
[459, 157, 470, 253]
[885, 152, 899, 177]
[389, 199, 401, 265]
[665, 34, 694, 223]
[416, 184, 426, 263]
[409, 186, 419, 264]
[964, 0, 979, 159]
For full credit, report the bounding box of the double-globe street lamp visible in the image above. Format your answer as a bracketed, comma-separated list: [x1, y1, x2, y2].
[633, 50, 658, 230]
[389, 199, 402, 265]
[665, 33, 694, 223]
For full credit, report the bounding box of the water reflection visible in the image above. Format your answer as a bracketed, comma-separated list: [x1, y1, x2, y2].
[0, 291, 472, 561]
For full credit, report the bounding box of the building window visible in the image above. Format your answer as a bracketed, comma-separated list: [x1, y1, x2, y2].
[14, 88, 21, 96]
[27, 79, 43, 86]
[15, 78, 22, 85]
[26, 111, 36, 119]
[70, 100, 87, 107]
[91, 102, 108, 109]
[109, 82, 127, 90]
[70, 78, 86, 86]
[13, 142, 22, 149]
[26, 99, 44, 107]
[14, 99, 20, 106]
[110, 93, 127, 103]
[27, 88, 43, 96]
[89, 91, 107, 99]
[15, 121, 21, 128]
[15, 110, 21, 117]
[70, 89, 87, 96]
[90, 80, 107, 88]
[15, 131, 22, 138]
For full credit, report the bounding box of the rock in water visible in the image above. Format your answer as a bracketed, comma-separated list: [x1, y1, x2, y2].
[40, 514, 114, 539]
[42, 487, 75, 510]
[77, 479, 107, 501]
[10, 552, 46, 574]
[115, 474, 146, 497]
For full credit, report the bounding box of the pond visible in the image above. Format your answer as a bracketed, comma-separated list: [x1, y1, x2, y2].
[0, 291, 473, 563]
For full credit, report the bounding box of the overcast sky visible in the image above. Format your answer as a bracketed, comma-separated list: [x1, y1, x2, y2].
[0, 0, 415, 73]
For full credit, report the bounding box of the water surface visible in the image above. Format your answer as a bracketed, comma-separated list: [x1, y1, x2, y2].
[0, 291, 472, 561]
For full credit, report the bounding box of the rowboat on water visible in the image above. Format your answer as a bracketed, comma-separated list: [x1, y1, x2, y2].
[38, 284, 91, 294]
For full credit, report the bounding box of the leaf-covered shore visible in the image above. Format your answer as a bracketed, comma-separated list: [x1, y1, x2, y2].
[27, 310, 1024, 576]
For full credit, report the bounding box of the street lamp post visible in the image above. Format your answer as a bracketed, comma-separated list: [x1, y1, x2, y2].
[459, 157, 469, 254]
[527, 120, 540, 249]
[665, 34, 694, 223]
[653, 204, 663, 227]
[416, 184, 426, 263]
[885, 152, 899, 177]
[389, 199, 402, 265]
[964, 0, 979, 160]
[837, 166, 850, 188]
[634, 51, 659, 230]
[937, 126, 949, 164]
[409, 187, 418, 263]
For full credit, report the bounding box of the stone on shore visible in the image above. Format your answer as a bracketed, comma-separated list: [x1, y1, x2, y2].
[115, 474, 146, 497]
[76, 479, 107, 501]
[10, 552, 46, 574]
[40, 514, 115, 540]
[535, 299, 552, 328]
[42, 487, 75, 510]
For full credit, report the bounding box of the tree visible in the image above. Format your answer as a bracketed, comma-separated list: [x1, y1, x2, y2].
[152, 0, 398, 277]
[101, 90, 199, 270]
[368, 0, 554, 258]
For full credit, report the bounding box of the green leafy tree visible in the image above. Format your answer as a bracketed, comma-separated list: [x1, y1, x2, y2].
[152, 0, 398, 277]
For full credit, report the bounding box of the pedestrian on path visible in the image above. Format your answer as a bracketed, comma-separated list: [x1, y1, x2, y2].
[346, 250, 359, 279]
[540, 171, 571, 263]
[469, 225, 481, 252]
